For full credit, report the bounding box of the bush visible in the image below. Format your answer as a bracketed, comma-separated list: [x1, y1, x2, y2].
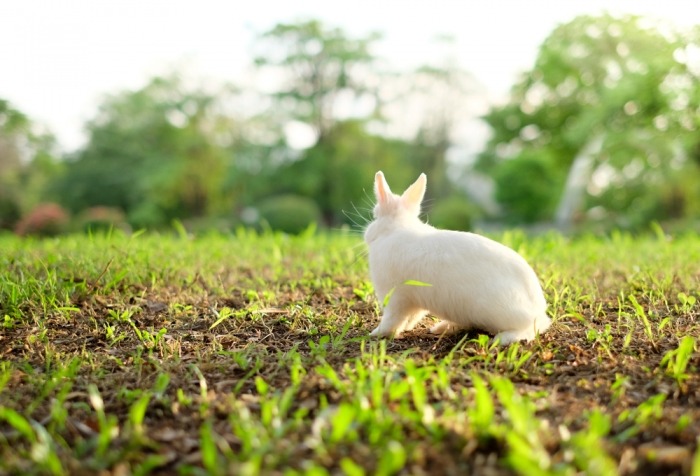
[256, 195, 322, 234]
[427, 196, 478, 231]
[127, 203, 167, 230]
[15, 203, 70, 236]
[77, 206, 131, 233]
[493, 150, 561, 223]
[0, 194, 21, 231]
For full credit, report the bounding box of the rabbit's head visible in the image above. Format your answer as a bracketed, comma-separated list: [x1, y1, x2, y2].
[365, 171, 427, 243]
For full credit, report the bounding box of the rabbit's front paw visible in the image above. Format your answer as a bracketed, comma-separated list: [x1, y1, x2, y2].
[370, 325, 400, 338]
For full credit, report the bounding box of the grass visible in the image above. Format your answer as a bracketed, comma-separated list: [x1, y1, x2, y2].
[0, 227, 699, 475]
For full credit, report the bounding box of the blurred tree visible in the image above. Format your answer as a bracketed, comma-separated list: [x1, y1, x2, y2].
[251, 20, 395, 225]
[51, 76, 237, 228]
[0, 100, 26, 172]
[256, 194, 321, 234]
[252, 22, 483, 226]
[254, 19, 380, 141]
[367, 37, 483, 222]
[0, 100, 26, 229]
[0, 99, 59, 230]
[272, 119, 410, 224]
[401, 60, 481, 203]
[221, 98, 289, 212]
[477, 14, 700, 228]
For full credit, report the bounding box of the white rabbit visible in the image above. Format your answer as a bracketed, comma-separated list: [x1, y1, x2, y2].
[364, 171, 551, 345]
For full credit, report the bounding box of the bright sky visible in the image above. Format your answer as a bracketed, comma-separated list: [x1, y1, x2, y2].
[1, 0, 696, 152]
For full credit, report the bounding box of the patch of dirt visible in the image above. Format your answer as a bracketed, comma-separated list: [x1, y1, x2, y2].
[1, 279, 699, 476]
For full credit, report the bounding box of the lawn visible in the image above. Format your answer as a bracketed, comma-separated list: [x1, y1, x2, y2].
[1, 228, 699, 475]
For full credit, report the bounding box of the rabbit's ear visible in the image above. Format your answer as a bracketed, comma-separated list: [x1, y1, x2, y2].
[401, 173, 427, 209]
[374, 171, 392, 204]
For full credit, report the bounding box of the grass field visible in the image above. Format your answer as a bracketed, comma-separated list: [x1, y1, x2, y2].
[1, 228, 699, 475]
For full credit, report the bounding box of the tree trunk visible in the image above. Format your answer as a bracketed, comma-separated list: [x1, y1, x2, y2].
[554, 135, 604, 230]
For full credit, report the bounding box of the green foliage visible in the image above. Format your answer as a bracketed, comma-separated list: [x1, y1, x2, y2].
[492, 150, 563, 223]
[276, 120, 414, 225]
[477, 14, 700, 227]
[49, 76, 236, 229]
[660, 336, 696, 386]
[400, 57, 481, 204]
[257, 194, 322, 234]
[0, 193, 21, 230]
[254, 20, 380, 138]
[253, 22, 426, 226]
[0, 99, 60, 224]
[426, 195, 478, 230]
[5, 17, 700, 234]
[252, 22, 471, 226]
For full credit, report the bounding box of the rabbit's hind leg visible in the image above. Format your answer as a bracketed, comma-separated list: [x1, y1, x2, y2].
[370, 299, 422, 338]
[402, 309, 429, 332]
[493, 327, 535, 345]
[429, 320, 465, 335]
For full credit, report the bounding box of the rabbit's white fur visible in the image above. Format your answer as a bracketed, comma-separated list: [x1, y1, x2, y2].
[364, 171, 551, 345]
